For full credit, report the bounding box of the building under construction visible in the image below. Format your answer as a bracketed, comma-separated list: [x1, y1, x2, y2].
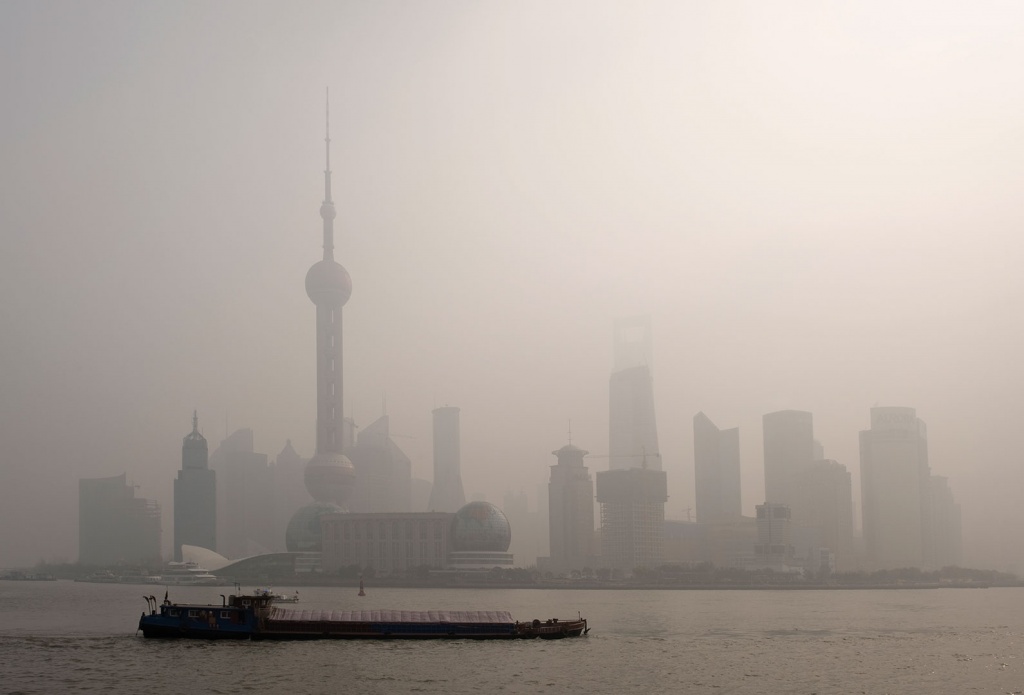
[595, 467, 668, 573]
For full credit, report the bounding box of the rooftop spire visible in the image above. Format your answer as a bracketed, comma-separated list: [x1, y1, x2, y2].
[319, 88, 337, 260]
[192, 410, 199, 434]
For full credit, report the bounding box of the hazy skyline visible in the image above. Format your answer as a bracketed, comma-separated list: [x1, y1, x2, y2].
[2, 1, 1022, 570]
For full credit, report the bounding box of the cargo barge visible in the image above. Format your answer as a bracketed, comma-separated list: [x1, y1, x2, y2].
[137, 593, 588, 640]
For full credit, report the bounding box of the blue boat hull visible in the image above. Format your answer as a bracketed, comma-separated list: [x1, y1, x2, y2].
[136, 595, 587, 640]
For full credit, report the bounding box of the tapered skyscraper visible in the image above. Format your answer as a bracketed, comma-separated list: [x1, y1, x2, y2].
[609, 316, 660, 471]
[286, 95, 356, 552]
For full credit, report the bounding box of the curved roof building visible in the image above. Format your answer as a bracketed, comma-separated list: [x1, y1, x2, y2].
[448, 502, 514, 569]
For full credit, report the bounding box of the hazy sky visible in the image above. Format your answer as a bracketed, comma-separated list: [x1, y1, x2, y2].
[2, 1, 1022, 570]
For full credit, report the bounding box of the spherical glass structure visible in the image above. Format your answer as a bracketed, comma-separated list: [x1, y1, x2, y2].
[450, 501, 511, 552]
[285, 501, 343, 552]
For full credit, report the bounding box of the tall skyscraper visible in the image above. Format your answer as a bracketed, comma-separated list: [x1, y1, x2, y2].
[762, 410, 814, 514]
[287, 96, 356, 552]
[859, 406, 929, 569]
[547, 443, 595, 572]
[173, 411, 216, 561]
[211, 428, 275, 557]
[79, 473, 161, 565]
[805, 459, 854, 571]
[692, 412, 741, 524]
[609, 316, 660, 471]
[601, 317, 665, 573]
[428, 406, 465, 512]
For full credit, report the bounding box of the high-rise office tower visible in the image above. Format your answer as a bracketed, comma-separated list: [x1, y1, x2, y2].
[609, 316, 660, 471]
[548, 443, 595, 572]
[286, 96, 355, 552]
[693, 412, 741, 524]
[173, 411, 216, 561]
[273, 439, 310, 547]
[805, 459, 854, 571]
[762, 410, 814, 516]
[79, 473, 161, 565]
[428, 406, 465, 512]
[347, 414, 413, 513]
[859, 406, 929, 569]
[211, 428, 275, 557]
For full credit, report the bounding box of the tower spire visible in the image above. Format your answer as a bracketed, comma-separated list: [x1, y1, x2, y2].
[325, 88, 332, 203]
[192, 410, 199, 434]
[320, 88, 336, 260]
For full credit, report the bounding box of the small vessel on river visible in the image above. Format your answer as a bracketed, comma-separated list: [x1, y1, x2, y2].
[254, 588, 299, 603]
[158, 561, 222, 586]
[137, 593, 588, 640]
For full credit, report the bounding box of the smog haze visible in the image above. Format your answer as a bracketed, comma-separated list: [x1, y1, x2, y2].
[1, 1, 1022, 570]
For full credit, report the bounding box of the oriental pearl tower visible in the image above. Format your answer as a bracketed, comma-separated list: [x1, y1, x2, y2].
[285, 95, 355, 552]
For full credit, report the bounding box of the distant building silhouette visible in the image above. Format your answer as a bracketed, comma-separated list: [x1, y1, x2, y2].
[692, 412, 741, 524]
[79, 473, 161, 565]
[596, 467, 668, 573]
[860, 408, 963, 571]
[347, 414, 413, 513]
[173, 411, 215, 561]
[762, 410, 814, 516]
[503, 489, 542, 568]
[754, 502, 794, 568]
[428, 406, 466, 512]
[272, 439, 309, 548]
[805, 459, 855, 572]
[210, 428, 275, 558]
[287, 96, 355, 552]
[609, 316, 661, 471]
[927, 475, 963, 568]
[600, 317, 666, 574]
[410, 477, 433, 512]
[547, 443, 595, 572]
[860, 406, 928, 569]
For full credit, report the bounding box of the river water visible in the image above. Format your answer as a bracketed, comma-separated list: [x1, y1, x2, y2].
[1, 580, 1022, 694]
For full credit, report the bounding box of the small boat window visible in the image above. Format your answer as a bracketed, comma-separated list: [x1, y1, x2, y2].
[220, 611, 232, 618]
[188, 610, 199, 618]
[241, 600, 251, 607]
[168, 609, 179, 617]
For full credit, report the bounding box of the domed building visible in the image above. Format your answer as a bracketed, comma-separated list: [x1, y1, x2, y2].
[447, 501, 514, 569]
